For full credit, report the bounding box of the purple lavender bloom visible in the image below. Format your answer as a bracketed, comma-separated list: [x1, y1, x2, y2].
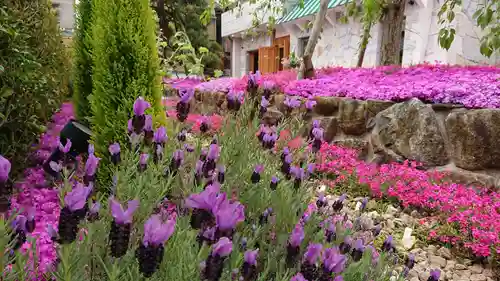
[179, 88, 195, 103]
[284, 96, 301, 109]
[64, 183, 92, 211]
[372, 224, 382, 236]
[46, 223, 58, 241]
[144, 115, 153, 131]
[153, 127, 168, 144]
[109, 143, 120, 154]
[251, 164, 264, 183]
[312, 127, 324, 140]
[58, 139, 72, 154]
[270, 176, 279, 190]
[185, 183, 221, 211]
[217, 165, 225, 184]
[212, 237, 233, 257]
[133, 97, 151, 116]
[90, 202, 100, 215]
[351, 239, 365, 261]
[207, 144, 220, 161]
[0, 155, 11, 182]
[12, 214, 27, 233]
[244, 249, 259, 266]
[428, 269, 441, 281]
[85, 154, 101, 176]
[290, 273, 307, 281]
[202, 227, 216, 241]
[254, 164, 264, 174]
[290, 166, 305, 179]
[289, 224, 305, 247]
[215, 200, 245, 230]
[109, 198, 140, 224]
[382, 236, 395, 253]
[304, 243, 322, 264]
[199, 115, 211, 133]
[332, 194, 346, 212]
[334, 276, 344, 281]
[322, 247, 346, 273]
[312, 120, 320, 128]
[142, 214, 176, 246]
[361, 197, 368, 211]
[128, 119, 133, 133]
[405, 253, 415, 269]
[88, 144, 95, 155]
[261, 96, 270, 108]
[307, 163, 315, 175]
[305, 100, 317, 110]
[140, 154, 149, 165]
[339, 235, 352, 254]
[262, 80, 275, 90]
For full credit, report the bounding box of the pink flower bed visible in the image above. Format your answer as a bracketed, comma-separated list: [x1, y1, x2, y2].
[163, 77, 203, 90]
[316, 143, 500, 257]
[183, 65, 500, 109]
[10, 103, 75, 275]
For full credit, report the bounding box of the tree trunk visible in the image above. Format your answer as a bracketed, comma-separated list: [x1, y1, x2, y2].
[357, 22, 372, 67]
[379, 0, 405, 66]
[155, 0, 169, 38]
[297, 0, 329, 80]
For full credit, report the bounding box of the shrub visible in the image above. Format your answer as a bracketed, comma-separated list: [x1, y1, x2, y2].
[72, 0, 94, 125]
[89, 0, 165, 184]
[0, 0, 70, 175]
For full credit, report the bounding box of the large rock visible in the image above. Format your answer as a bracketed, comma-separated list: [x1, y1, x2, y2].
[313, 96, 341, 116]
[338, 99, 367, 135]
[445, 109, 500, 170]
[365, 99, 395, 129]
[432, 166, 500, 190]
[262, 107, 284, 125]
[372, 98, 449, 166]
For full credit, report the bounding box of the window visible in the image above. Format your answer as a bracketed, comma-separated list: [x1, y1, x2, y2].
[299, 37, 309, 57]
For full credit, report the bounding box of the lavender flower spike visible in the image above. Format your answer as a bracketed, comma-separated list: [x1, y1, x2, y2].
[323, 247, 346, 273]
[153, 126, 168, 144]
[333, 276, 344, 281]
[140, 153, 149, 165]
[64, 183, 92, 211]
[0, 155, 11, 182]
[215, 200, 245, 230]
[109, 143, 120, 155]
[289, 224, 305, 247]
[304, 243, 323, 264]
[290, 273, 308, 281]
[58, 139, 72, 154]
[110, 198, 140, 224]
[428, 269, 441, 281]
[212, 237, 233, 257]
[85, 154, 101, 176]
[207, 143, 220, 160]
[244, 249, 259, 266]
[142, 214, 176, 246]
[133, 97, 151, 116]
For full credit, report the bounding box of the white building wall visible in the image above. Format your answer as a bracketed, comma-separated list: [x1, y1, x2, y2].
[225, 0, 498, 77]
[53, 0, 75, 30]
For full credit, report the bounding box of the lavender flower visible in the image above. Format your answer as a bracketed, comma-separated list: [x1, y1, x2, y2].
[311, 127, 324, 153]
[167, 149, 184, 176]
[332, 194, 346, 212]
[360, 197, 368, 212]
[153, 126, 168, 145]
[177, 89, 194, 122]
[250, 164, 264, 183]
[217, 165, 225, 184]
[427, 269, 441, 281]
[177, 129, 187, 142]
[242, 249, 259, 281]
[139, 153, 149, 171]
[305, 100, 317, 110]
[132, 97, 151, 133]
[143, 115, 154, 144]
[58, 139, 72, 154]
[10, 215, 27, 250]
[290, 273, 307, 281]
[88, 202, 100, 222]
[0, 155, 10, 182]
[259, 96, 270, 117]
[46, 223, 58, 241]
[109, 198, 139, 257]
[405, 253, 415, 269]
[262, 133, 278, 149]
[339, 235, 352, 254]
[270, 176, 279, 190]
[280, 147, 290, 162]
[289, 224, 305, 247]
[199, 115, 211, 133]
[58, 184, 92, 243]
[304, 243, 323, 265]
[351, 239, 365, 261]
[372, 224, 382, 236]
[203, 237, 233, 281]
[322, 247, 346, 273]
[316, 193, 327, 208]
[290, 166, 305, 189]
[227, 91, 244, 111]
[284, 96, 301, 110]
[84, 154, 101, 184]
[109, 143, 121, 165]
[88, 144, 95, 155]
[25, 207, 36, 233]
[133, 97, 151, 116]
[186, 183, 222, 229]
[381, 235, 395, 253]
[325, 221, 336, 242]
[281, 154, 292, 178]
[136, 215, 175, 277]
[215, 199, 245, 236]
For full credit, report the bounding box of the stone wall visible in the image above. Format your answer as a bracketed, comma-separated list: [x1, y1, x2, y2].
[194, 91, 500, 190]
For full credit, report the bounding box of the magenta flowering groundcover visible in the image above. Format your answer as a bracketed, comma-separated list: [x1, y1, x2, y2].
[9, 103, 75, 275]
[316, 143, 500, 257]
[187, 65, 500, 109]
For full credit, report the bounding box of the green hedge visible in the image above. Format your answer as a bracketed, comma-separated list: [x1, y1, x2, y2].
[89, 0, 163, 184]
[72, 0, 94, 126]
[0, 0, 69, 175]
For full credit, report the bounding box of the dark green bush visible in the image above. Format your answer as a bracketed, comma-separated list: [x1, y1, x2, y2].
[89, 0, 163, 184]
[0, 0, 70, 175]
[72, 0, 94, 126]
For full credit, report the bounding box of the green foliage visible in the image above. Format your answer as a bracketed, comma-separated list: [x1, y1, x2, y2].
[0, 0, 69, 175]
[89, 0, 163, 183]
[72, 0, 94, 125]
[3, 100, 402, 281]
[438, 0, 498, 57]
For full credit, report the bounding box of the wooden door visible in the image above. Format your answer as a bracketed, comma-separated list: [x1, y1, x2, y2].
[258, 47, 276, 74]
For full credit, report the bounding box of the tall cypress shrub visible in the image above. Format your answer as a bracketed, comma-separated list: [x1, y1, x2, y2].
[72, 0, 93, 125]
[90, 0, 164, 184]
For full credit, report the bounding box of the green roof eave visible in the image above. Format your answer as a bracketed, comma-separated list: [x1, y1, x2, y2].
[276, 0, 350, 24]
